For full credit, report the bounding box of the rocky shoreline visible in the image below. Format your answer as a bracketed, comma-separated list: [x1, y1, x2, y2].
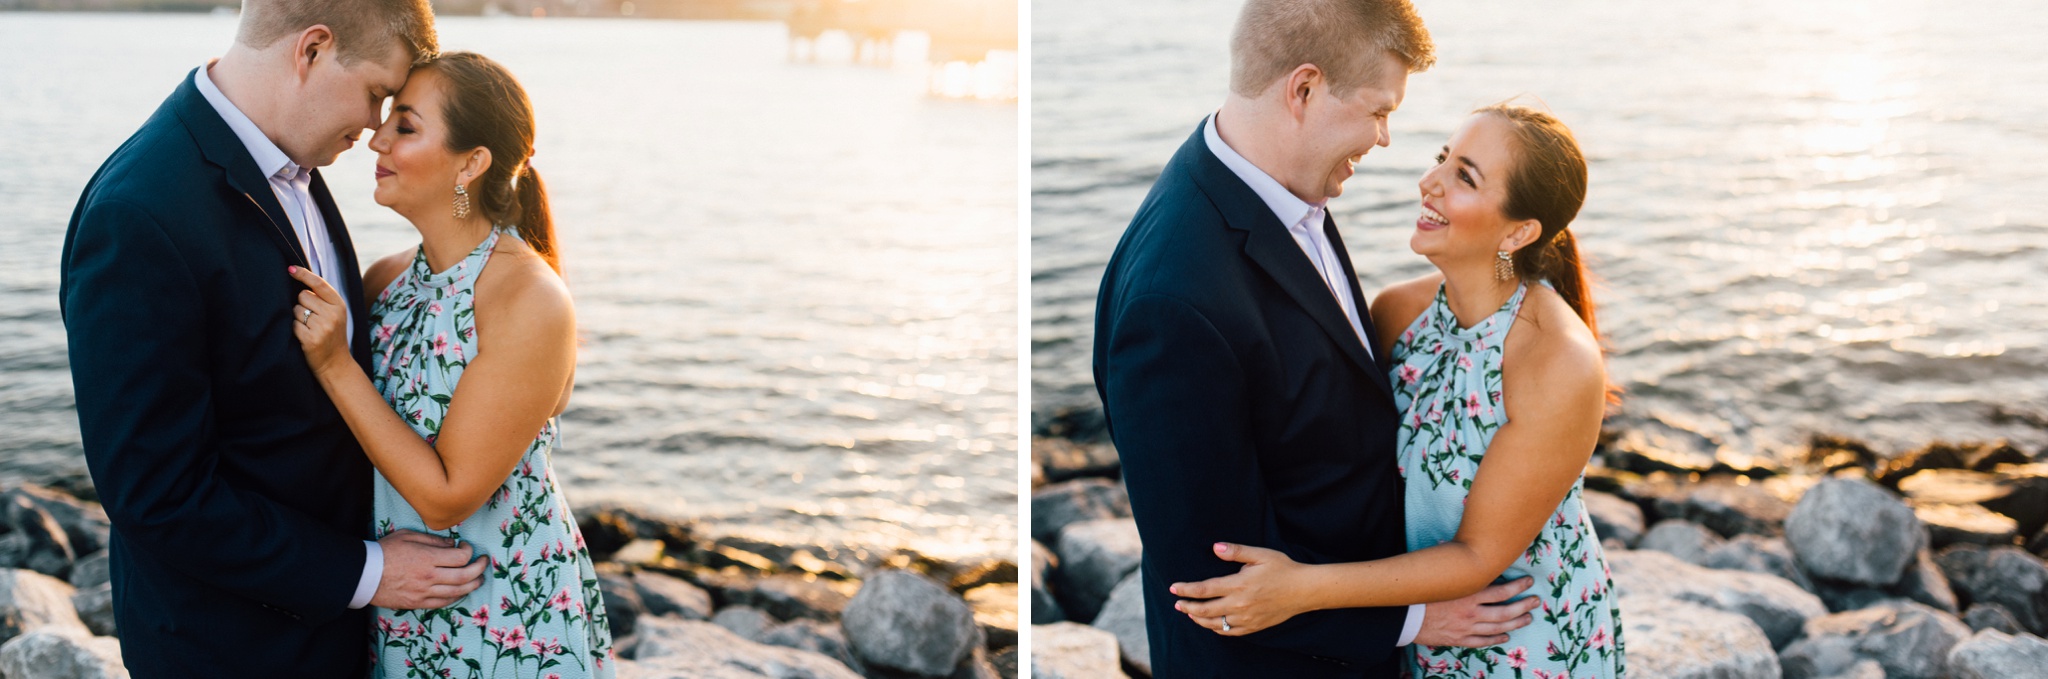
[1028, 422, 2048, 678]
[0, 486, 1018, 679]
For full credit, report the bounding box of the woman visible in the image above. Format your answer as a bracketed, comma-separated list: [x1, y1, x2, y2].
[289, 51, 615, 677]
[1167, 104, 1624, 678]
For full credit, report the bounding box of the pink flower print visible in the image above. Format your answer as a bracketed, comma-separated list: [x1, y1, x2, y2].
[511, 550, 525, 566]
[1465, 392, 1482, 416]
[1591, 626, 1610, 648]
[500, 595, 516, 613]
[471, 607, 489, 627]
[1401, 328, 1414, 343]
[549, 587, 575, 611]
[1457, 354, 1473, 369]
[540, 542, 553, 561]
[574, 532, 587, 550]
[431, 332, 449, 356]
[394, 620, 412, 639]
[376, 324, 396, 342]
[377, 617, 393, 633]
[438, 632, 449, 648]
[499, 518, 512, 534]
[1507, 647, 1528, 669]
[1533, 670, 1554, 679]
[428, 302, 443, 315]
[450, 343, 464, 361]
[505, 625, 527, 649]
[1398, 364, 1421, 385]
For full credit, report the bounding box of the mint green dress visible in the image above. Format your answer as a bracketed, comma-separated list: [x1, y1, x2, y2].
[1390, 282, 1625, 678]
[366, 227, 616, 678]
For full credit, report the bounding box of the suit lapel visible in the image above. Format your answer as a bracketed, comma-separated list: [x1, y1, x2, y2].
[170, 70, 309, 270]
[1181, 122, 1384, 385]
[307, 169, 375, 371]
[1323, 215, 1394, 399]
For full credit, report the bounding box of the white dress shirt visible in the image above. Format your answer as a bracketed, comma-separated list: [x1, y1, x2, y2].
[1204, 112, 1424, 646]
[195, 63, 383, 610]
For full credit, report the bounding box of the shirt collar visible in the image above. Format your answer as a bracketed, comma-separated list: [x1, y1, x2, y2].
[1203, 111, 1324, 234]
[194, 61, 303, 183]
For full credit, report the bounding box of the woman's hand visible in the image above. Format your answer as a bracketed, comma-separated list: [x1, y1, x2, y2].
[1168, 542, 1314, 636]
[288, 266, 351, 378]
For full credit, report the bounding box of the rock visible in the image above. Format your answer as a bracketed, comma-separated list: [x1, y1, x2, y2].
[1877, 442, 1973, 488]
[1963, 603, 2024, 634]
[1936, 545, 2048, 636]
[613, 539, 668, 568]
[1618, 594, 1780, 678]
[1899, 468, 2048, 538]
[573, 503, 697, 562]
[759, 619, 862, 674]
[1605, 429, 1716, 476]
[949, 647, 1001, 679]
[963, 584, 1018, 650]
[1639, 519, 1725, 565]
[631, 617, 862, 679]
[1583, 490, 1644, 547]
[1806, 434, 1881, 475]
[988, 647, 1017, 679]
[0, 569, 86, 643]
[1610, 549, 1827, 649]
[1089, 572, 1148, 676]
[65, 554, 107, 592]
[1655, 477, 1795, 538]
[842, 570, 982, 678]
[634, 570, 714, 621]
[1029, 480, 1129, 546]
[2028, 526, 2048, 558]
[1029, 622, 1125, 679]
[1702, 535, 1815, 592]
[946, 558, 1020, 594]
[0, 534, 27, 572]
[0, 486, 111, 557]
[1029, 541, 1064, 625]
[1781, 599, 1971, 679]
[714, 574, 853, 623]
[1050, 519, 1142, 623]
[1913, 502, 2020, 548]
[69, 584, 114, 638]
[0, 629, 127, 679]
[1, 497, 75, 581]
[1810, 579, 1893, 614]
[1785, 476, 1927, 587]
[1031, 437, 1121, 484]
[712, 606, 778, 643]
[1892, 549, 1959, 614]
[598, 571, 645, 639]
[1946, 628, 2048, 679]
[1580, 465, 1641, 497]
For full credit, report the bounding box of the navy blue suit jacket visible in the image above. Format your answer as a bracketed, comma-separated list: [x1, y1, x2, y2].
[59, 71, 376, 677]
[1093, 120, 1411, 677]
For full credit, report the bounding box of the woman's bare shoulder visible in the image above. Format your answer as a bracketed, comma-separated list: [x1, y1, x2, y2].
[475, 240, 573, 337]
[1369, 273, 1444, 334]
[363, 248, 417, 302]
[1507, 284, 1604, 389]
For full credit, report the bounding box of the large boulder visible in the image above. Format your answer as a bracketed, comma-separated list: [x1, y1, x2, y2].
[1617, 594, 1781, 678]
[0, 569, 86, 643]
[1655, 478, 1795, 538]
[1029, 541, 1064, 624]
[0, 497, 76, 581]
[1029, 623, 1125, 679]
[1785, 477, 1926, 587]
[1582, 490, 1644, 547]
[710, 574, 853, 623]
[1030, 480, 1129, 546]
[1031, 438, 1122, 485]
[65, 554, 108, 592]
[0, 629, 127, 679]
[1089, 572, 1148, 676]
[712, 606, 779, 643]
[70, 584, 115, 638]
[841, 570, 982, 678]
[1702, 535, 1815, 592]
[1962, 603, 2023, 634]
[1945, 628, 2048, 679]
[634, 571, 714, 621]
[1638, 519, 1725, 565]
[963, 583, 1018, 650]
[1779, 599, 1971, 679]
[1892, 549, 1959, 614]
[1934, 544, 2048, 636]
[1610, 549, 1826, 649]
[758, 619, 863, 675]
[0, 487, 110, 557]
[630, 617, 861, 679]
[1050, 519, 1141, 623]
[597, 571, 645, 639]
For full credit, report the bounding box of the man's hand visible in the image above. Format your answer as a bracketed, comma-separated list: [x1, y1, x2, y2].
[368, 529, 486, 610]
[1413, 577, 1540, 648]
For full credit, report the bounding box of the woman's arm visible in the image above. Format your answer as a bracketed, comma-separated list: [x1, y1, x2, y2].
[290, 252, 575, 531]
[1172, 291, 1607, 634]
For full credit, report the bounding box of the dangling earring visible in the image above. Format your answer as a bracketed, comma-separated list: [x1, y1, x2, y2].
[452, 183, 471, 220]
[1495, 250, 1514, 281]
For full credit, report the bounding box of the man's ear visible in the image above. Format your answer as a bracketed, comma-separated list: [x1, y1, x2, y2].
[1282, 63, 1323, 121]
[292, 24, 336, 83]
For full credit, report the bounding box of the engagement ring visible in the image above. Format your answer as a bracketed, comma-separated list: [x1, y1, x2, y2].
[1221, 616, 1231, 632]
[301, 309, 312, 323]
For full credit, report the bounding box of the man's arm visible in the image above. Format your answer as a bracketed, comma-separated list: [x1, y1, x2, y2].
[1101, 293, 1408, 664]
[62, 200, 365, 622]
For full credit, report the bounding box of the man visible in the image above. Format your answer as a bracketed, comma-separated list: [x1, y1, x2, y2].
[60, 2, 486, 675]
[1093, 1, 1540, 675]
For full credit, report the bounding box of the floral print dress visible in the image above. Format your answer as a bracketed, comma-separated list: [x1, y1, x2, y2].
[1391, 281, 1624, 679]
[367, 227, 615, 678]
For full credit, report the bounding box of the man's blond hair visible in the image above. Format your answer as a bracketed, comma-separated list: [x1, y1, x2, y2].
[1229, 0, 1434, 98]
[237, 0, 439, 66]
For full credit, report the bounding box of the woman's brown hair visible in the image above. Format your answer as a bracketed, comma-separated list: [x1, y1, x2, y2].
[428, 51, 558, 274]
[1480, 103, 1618, 403]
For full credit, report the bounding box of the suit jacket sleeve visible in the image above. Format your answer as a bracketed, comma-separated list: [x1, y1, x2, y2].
[63, 200, 366, 623]
[1102, 293, 1407, 665]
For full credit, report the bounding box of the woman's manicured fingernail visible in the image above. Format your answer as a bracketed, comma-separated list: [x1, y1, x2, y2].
[1169, 585, 1179, 595]
[1214, 543, 1227, 554]
[287, 265, 297, 273]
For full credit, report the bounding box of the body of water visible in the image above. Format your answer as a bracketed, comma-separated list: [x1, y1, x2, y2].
[0, 13, 1017, 559]
[1033, 0, 2048, 458]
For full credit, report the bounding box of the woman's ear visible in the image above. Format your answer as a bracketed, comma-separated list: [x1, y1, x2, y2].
[1501, 219, 1542, 254]
[458, 147, 494, 187]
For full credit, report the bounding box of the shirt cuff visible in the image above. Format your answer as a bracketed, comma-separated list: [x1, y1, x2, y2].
[349, 540, 383, 609]
[1396, 603, 1425, 646]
